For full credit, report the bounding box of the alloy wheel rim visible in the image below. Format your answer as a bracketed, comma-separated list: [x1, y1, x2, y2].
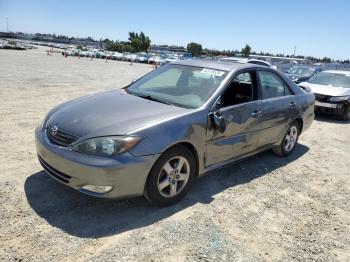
[284, 125, 298, 152]
[157, 156, 190, 198]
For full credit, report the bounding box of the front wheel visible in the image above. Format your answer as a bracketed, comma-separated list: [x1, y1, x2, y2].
[273, 121, 299, 157]
[145, 145, 196, 207]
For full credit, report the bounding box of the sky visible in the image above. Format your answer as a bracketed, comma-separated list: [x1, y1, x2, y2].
[0, 0, 349, 60]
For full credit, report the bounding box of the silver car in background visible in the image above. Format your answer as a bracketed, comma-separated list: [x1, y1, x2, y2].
[35, 60, 314, 206]
[299, 70, 350, 120]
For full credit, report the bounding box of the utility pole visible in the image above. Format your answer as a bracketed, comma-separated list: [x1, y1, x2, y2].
[293, 45, 296, 57]
[6, 17, 9, 32]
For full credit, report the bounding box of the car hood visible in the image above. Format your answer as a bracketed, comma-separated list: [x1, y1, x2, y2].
[299, 82, 350, 96]
[47, 89, 191, 138]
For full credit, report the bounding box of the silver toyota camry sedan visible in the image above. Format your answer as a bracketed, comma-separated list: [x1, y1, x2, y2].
[35, 60, 314, 206]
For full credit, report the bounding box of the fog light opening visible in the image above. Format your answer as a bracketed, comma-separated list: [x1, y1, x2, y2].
[81, 185, 113, 194]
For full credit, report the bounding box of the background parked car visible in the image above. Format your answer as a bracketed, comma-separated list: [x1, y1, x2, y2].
[165, 55, 179, 63]
[101, 51, 113, 59]
[135, 53, 150, 63]
[112, 52, 123, 60]
[299, 70, 350, 120]
[120, 52, 130, 61]
[286, 66, 322, 83]
[94, 50, 105, 58]
[85, 50, 96, 57]
[219, 57, 277, 69]
[126, 54, 139, 62]
[180, 52, 193, 60]
[219, 57, 247, 63]
[246, 59, 278, 69]
[148, 55, 166, 65]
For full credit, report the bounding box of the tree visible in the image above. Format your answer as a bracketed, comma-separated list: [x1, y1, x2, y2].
[139, 32, 151, 53]
[241, 44, 251, 57]
[187, 42, 202, 57]
[128, 32, 138, 42]
[322, 57, 331, 63]
[128, 31, 151, 52]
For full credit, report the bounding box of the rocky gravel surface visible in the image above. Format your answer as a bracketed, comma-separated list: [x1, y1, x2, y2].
[0, 47, 349, 261]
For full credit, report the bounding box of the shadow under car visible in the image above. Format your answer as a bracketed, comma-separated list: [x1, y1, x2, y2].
[25, 144, 309, 238]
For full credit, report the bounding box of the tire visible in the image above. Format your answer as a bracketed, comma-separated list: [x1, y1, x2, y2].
[272, 121, 300, 157]
[145, 145, 196, 207]
[341, 104, 350, 121]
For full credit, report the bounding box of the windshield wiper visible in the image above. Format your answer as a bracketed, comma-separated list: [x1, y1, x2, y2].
[130, 91, 172, 105]
[143, 95, 172, 105]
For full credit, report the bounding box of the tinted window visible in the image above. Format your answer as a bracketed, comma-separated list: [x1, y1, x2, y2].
[258, 71, 287, 99]
[222, 72, 255, 107]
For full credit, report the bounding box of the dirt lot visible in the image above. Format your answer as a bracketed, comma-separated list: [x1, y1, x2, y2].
[0, 47, 349, 262]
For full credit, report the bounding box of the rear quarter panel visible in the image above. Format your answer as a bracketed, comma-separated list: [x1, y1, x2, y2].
[296, 91, 315, 133]
[281, 71, 315, 133]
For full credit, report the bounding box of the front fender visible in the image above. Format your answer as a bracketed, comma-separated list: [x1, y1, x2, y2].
[128, 110, 208, 171]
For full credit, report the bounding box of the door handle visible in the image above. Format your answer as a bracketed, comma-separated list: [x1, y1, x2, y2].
[251, 110, 262, 118]
[289, 101, 296, 108]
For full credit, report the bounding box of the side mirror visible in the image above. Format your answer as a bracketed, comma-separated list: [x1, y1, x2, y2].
[299, 85, 311, 92]
[210, 111, 226, 133]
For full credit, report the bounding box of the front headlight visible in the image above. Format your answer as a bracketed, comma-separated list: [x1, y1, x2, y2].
[328, 96, 350, 102]
[72, 136, 141, 156]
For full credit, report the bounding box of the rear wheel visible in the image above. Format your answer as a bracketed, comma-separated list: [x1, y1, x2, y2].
[145, 145, 196, 207]
[273, 121, 299, 157]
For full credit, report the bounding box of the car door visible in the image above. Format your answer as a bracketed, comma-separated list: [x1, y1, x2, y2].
[256, 69, 297, 148]
[205, 70, 262, 167]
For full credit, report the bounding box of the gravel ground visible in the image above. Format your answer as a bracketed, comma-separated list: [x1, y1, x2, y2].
[0, 47, 349, 262]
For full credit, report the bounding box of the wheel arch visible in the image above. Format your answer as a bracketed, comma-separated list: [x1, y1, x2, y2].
[294, 117, 304, 134]
[147, 141, 200, 179]
[176, 142, 200, 177]
[143, 141, 200, 198]
[161, 141, 199, 177]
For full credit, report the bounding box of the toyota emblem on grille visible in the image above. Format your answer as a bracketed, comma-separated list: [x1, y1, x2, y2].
[51, 125, 58, 136]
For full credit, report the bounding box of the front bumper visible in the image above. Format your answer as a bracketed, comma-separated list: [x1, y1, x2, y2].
[35, 127, 160, 198]
[314, 101, 347, 115]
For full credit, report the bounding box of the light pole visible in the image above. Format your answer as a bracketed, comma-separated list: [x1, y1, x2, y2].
[293, 45, 296, 58]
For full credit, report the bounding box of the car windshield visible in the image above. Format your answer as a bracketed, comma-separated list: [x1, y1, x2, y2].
[127, 64, 227, 108]
[289, 67, 316, 77]
[309, 72, 350, 88]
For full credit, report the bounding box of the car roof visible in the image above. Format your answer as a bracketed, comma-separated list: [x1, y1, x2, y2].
[172, 59, 255, 71]
[247, 58, 268, 63]
[323, 70, 350, 75]
[220, 57, 247, 61]
[292, 65, 320, 69]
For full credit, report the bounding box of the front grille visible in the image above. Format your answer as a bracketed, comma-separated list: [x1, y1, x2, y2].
[314, 93, 329, 102]
[46, 123, 78, 147]
[38, 155, 71, 183]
